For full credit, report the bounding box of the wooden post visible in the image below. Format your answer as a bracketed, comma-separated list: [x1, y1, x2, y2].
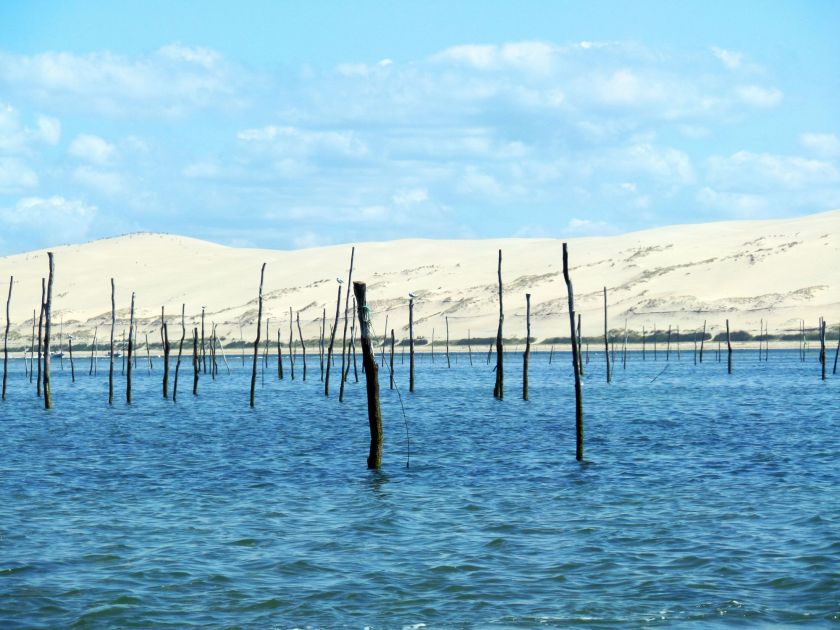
[390, 328, 395, 389]
[699, 320, 706, 363]
[603, 287, 610, 384]
[37, 278, 44, 397]
[549, 345, 554, 364]
[832, 322, 839, 375]
[201, 307, 207, 373]
[819, 318, 826, 381]
[126, 292, 134, 404]
[339, 247, 355, 402]
[349, 299, 358, 382]
[325, 284, 342, 396]
[493, 249, 504, 400]
[297, 311, 307, 381]
[162, 306, 170, 398]
[173, 304, 185, 402]
[211, 323, 219, 378]
[445, 316, 451, 368]
[29, 309, 35, 382]
[43, 253, 54, 410]
[277, 330, 283, 379]
[250, 263, 266, 407]
[2, 275, 11, 400]
[217, 331, 231, 375]
[108, 279, 115, 405]
[726, 319, 732, 374]
[89, 326, 98, 376]
[320, 307, 326, 382]
[666, 325, 671, 361]
[409, 297, 415, 393]
[68, 336, 75, 382]
[353, 281, 383, 469]
[523, 293, 531, 400]
[192, 327, 199, 395]
[562, 244, 583, 462]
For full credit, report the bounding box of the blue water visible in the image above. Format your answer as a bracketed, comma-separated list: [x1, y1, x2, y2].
[1, 350, 838, 628]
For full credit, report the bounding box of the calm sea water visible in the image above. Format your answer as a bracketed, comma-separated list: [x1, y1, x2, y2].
[1, 348, 838, 628]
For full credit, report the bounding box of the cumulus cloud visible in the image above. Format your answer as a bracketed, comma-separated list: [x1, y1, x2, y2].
[69, 133, 116, 164]
[735, 85, 783, 108]
[711, 47, 743, 70]
[707, 151, 838, 190]
[0, 196, 97, 244]
[237, 125, 369, 158]
[0, 157, 39, 191]
[799, 132, 840, 158]
[433, 41, 557, 74]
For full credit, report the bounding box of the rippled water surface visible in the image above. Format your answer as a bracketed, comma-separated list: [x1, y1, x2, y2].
[1, 349, 838, 628]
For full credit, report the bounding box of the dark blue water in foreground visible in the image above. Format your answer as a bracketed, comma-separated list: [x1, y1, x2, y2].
[1, 350, 838, 628]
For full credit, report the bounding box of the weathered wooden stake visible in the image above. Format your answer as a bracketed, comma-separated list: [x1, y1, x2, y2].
[562, 244, 583, 462]
[819, 318, 826, 381]
[699, 320, 706, 363]
[350, 299, 358, 382]
[201, 307, 207, 373]
[409, 296, 415, 393]
[192, 327, 199, 396]
[108, 279, 115, 405]
[390, 328, 395, 390]
[37, 279, 44, 397]
[126, 292, 135, 404]
[832, 322, 839, 375]
[89, 326, 98, 376]
[29, 309, 35, 382]
[493, 249, 504, 400]
[353, 281, 383, 469]
[523, 293, 531, 400]
[2, 275, 11, 400]
[320, 308, 326, 382]
[162, 307, 170, 398]
[577, 313, 584, 375]
[339, 247, 355, 402]
[43, 254, 54, 410]
[445, 316, 451, 368]
[297, 311, 307, 381]
[277, 330, 283, 379]
[549, 344, 554, 364]
[68, 336, 75, 382]
[250, 263, 266, 407]
[603, 287, 610, 384]
[325, 285, 342, 396]
[726, 319, 732, 374]
[173, 304, 185, 402]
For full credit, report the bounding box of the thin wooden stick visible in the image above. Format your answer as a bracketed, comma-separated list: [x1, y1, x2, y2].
[562, 243, 583, 462]
[43, 253, 54, 410]
[325, 284, 342, 396]
[297, 311, 307, 381]
[726, 319, 732, 374]
[250, 263, 266, 407]
[493, 249, 504, 400]
[523, 293, 531, 400]
[409, 296, 415, 393]
[68, 336, 75, 382]
[277, 330, 283, 379]
[173, 304, 185, 402]
[445, 316, 451, 368]
[603, 287, 610, 384]
[126, 292, 134, 404]
[108, 279, 115, 405]
[390, 328, 395, 390]
[162, 306, 170, 397]
[37, 278, 44, 397]
[819, 318, 826, 381]
[2, 275, 11, 400]
[339, 247, 355, 402]
[192, 327, 199, 396]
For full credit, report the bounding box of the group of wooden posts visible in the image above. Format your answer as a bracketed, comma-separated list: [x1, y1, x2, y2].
[3, 247, 839, 467]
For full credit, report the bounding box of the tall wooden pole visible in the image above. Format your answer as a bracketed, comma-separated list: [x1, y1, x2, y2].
[339, 247, 355, 402]
[320, 307, 326, 382]
[126, 292, 134, 404]
[819, 318, 826, 381]
[445, 316, 451, 368]
[192, 327, 199, 396]
[250, 263, 266, 407]
[325, 284, 342, 396]
[297, 311, 307, 381]
[577, 314, 584, 374]
[43, 253, 54, 410]
[2, 275, 11, 400]
[603, 286, 610, 384]
[89, 326, 97, 376]
[173, 304, 185, 402]
[523, 293, 531, 400]
[108, 279, 115, 405]
[390, 328, 395, 390]
[726, 319, 732, 374]
[493, 249, 504, 400]
[68, 336, 75, 382]
[562, 243, 583, 462]
[409, 297, 415, 393]
[277, 330, 283, 379]
[37, 279, 44, 397]
[289, 308, 296, 381]
[832, 322, 839, 375]
[162, 306, 170, 398]
[201, 307, 207, 373]
[353, 281, 383, 469]
[29, 309, 35, 382]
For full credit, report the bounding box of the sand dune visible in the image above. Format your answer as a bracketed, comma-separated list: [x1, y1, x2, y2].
[1, 210, 838, 348]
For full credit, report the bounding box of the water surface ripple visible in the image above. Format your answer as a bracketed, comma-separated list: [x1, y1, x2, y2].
[1, 351, 838, 627]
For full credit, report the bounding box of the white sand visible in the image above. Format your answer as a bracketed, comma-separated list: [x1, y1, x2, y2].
[1, 210, 838, 348]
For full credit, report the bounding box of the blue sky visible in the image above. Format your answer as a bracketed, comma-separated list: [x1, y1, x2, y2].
[1, 0, 838, 253]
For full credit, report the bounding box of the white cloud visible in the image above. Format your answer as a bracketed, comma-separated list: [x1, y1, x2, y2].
[590, 69, 668, 106]
[157, 44, 222, 68]
[69, 133, 116, 164]
[433, 41, 557, 74]
[707, 151, 839, 190]
[0, 102, 61, 151]
[392, 188, 428, 206]
[735, 85, 783, 108]
[237, 125, 368, 158]
[0, 157, 38, 191]
[36, 116, 61, 144]
[697, 187, 768, 217]
[711, 47, 743, 70]
[564, 217, 615, 235]
[0, 196, 96, 244]
[799, 132, 840, 158]
[73, 166, 125, 196]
